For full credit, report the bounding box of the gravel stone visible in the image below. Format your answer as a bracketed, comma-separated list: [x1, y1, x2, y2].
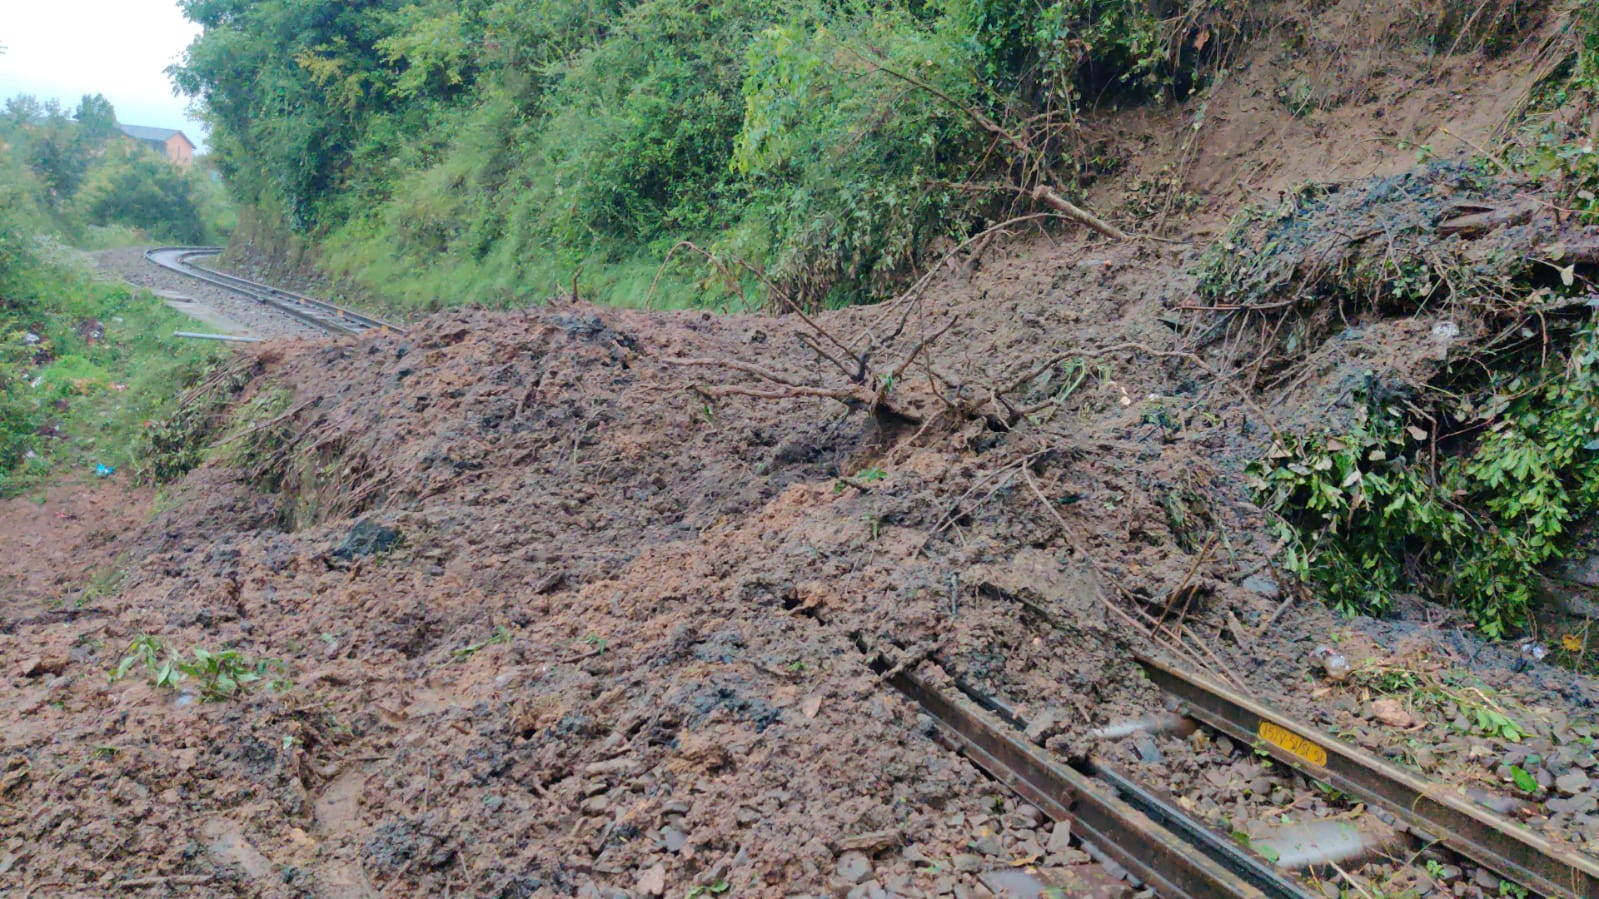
[1555, 771, 1590, 795]
[836, 851, 873, 885]
[952, 854, 985, 873]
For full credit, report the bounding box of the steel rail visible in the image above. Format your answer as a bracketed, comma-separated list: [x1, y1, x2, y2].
[177, 250, 394, 333]
[888, 668, 1312, 899]
[1138, 653, 1599, 899]
[968, 582, 1598, 896]
[144, 246, 402, 336]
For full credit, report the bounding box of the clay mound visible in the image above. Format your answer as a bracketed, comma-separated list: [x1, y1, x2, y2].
[1, 265, 1187, 895]
[6, 4, 1599, 893]
[4, 213, 1595, 896]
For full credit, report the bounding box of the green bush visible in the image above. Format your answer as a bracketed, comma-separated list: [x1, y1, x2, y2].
[173, 0, 1247, 311]
[726, 8, 981, 308]
[0, 91, 235, 246]
[76, 145, 208, 244]
[0, 219, 223, 494]
[1251, 322, 1599, 637]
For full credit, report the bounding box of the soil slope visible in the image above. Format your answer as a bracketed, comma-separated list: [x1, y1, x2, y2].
[3, 4, 1597, 898]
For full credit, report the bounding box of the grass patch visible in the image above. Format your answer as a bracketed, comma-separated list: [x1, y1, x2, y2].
[1, 248, 225, 495]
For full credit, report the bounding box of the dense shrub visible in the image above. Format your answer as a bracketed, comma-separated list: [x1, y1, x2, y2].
[0, 172, 222, 493]
[0, 92, 234, 246]
[173, 0, 1246, 311]
[1250, 13, 1599, 637]
[1252, 333, 1599, 637]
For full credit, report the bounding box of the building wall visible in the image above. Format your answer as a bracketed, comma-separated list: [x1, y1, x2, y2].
[165, 135, 195, 168]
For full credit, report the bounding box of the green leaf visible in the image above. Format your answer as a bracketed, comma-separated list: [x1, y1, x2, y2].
[1509, 765, 1537, 793]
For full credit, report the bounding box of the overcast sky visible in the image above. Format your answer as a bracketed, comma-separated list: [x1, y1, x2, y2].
[0, 0, 207, 148]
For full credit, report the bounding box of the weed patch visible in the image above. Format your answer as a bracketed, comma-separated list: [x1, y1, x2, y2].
[0, 242, 225, 493]
[1347, 658, 1531, 741]
[111, 635, 285, 701]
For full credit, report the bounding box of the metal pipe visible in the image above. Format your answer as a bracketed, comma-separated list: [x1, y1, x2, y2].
[1090, 712, 1197, 741]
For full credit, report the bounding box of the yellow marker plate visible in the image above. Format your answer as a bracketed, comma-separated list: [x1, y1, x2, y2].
[1258, 720, 1328, 767]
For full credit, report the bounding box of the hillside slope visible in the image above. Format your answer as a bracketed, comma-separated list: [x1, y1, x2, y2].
[3, 2, 1599, 897]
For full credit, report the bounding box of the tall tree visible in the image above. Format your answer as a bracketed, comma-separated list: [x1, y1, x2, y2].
[27, 107, 85, 205]
[73, 94, 119, 146]
[2, 94, 41, 127]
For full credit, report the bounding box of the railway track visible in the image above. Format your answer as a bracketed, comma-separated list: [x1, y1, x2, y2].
[870, 643, 1599, 899]
[144, 246, 402, 337]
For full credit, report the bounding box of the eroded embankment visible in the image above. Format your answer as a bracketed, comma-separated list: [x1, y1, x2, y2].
[4, 185, 1597, 895]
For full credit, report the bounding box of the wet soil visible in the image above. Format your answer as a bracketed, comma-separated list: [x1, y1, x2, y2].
[0, 476, 151, 619]
[3, 3, 1597, 897]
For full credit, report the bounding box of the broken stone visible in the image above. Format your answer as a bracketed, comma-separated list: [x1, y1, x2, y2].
[1371, 698, 1416, 729]
[952, 853, 985, 874]
[661, 826, 688, 853]
[1025, 709, 1066, 744]
[1013, 838, 1043, 862]
[331, 519, 402, 560]
[1556, 772, 1590, 796]
[1241, 574, 1280, 599]
[970, 834, 1003, 856]
[845, 880, 887, 899]
[836, 851, 873, 885]
[1555, 554, 1599, 588]
[837, 829, 899, 854]
[583, 756, 637, 777]
[1547, 794, 1599, 815]
[637, 864, 667, 897]
[1046, 821, 1072, 854]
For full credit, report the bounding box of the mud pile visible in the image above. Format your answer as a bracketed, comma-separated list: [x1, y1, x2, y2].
[7, 173, 1599, 897]
[5, 4, 1599, 894]
[1, 244, 1212, 896]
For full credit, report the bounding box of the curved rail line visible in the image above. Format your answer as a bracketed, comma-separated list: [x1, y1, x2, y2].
[145, 246, 403, 337]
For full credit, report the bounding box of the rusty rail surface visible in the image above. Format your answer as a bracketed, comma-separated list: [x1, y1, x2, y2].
[1140, 653, 1599, 899]
[888, 668, 1314, 899]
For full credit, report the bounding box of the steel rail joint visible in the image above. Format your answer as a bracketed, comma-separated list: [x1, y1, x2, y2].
[891, 668, 1285, 899]
[1138, 653, 1599, 899]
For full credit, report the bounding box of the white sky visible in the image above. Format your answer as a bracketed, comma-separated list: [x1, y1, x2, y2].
[0, 1, 207, 149]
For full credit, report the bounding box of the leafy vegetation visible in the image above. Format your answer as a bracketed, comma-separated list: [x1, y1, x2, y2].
[1, 92, 233, 246]
[0, 209, 225, 494]
[111, 635, 284, 701]
[1251, 323, 1599, 637]
[452, 624, 514, 660]
[1246, 15, 1599, 638]
[1346, 660, 1530, 742]
[172, 0, 1244, 311]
